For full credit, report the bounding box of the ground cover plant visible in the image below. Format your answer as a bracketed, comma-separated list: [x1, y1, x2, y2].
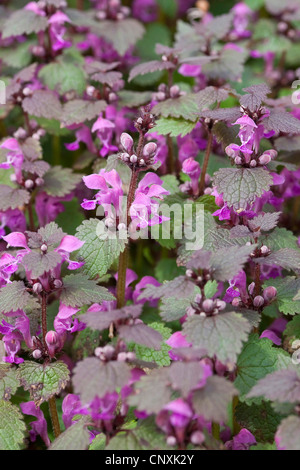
[0, 0, 300, 451]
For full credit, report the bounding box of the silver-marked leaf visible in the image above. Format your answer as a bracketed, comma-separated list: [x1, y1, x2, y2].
[138, 276, 195, 302]
[159, 295, 196, 322]
[0, 185, 30, 211]
[91, 71, 122, 87]
[0, 400, 26, 450]
[204, 13, 233, 40]
[60, 274, 115, 308]
[22, 251, 62, 278]
[256, 248, 300, 272]
[275, 416, 300, 450]
[92, 18, 145, 55]
[201, 107, 241, 123]
[0, 281, 39, 314]
[62, 99, 106, 126]
[193, 376, 237, 422]
[230, 225, 252, 239]
[209, 245, 255, 281]
[129, 60, 174, 82]
[264, 110, 300, 134]
[240, 84, 271, 112]
[73, 357, 131, 403]
[247, 369, 300, 403]
[49, 417, 90, 450]
[81, 305, 143, 332]
[27, 222, 65, 249]
[17, 361, 70, 406]
[106, 432, 144, 450]
[0, 365, 19, 401]
[22, 90, 63, 120]
[119, 324, 162, 350]
[128, 369, 171, 414]
[203, 49, 246, 82]
[20, 137, 42, 161]
[182, 311, 252, 363]
[248, 212, 281, 233]
[168, 362, 208, 398]
[213, 167, 273, 210]
[2, 10, 48, 39]
[75, 219, 127, 278]
[42, 166, 82, 197]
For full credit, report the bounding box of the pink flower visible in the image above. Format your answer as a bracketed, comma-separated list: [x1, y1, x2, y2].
[20, 401, 50, 447]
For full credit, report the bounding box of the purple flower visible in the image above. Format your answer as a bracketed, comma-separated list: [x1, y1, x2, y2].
[20, 401, 50, 447]
[225, 429, 256, 450]
[132, 276, 161, 306]
[182, 158, 201, 196]
[132, 0, 158, 23]
[0, 138, 24, 184]
[62, 394, 82, 429]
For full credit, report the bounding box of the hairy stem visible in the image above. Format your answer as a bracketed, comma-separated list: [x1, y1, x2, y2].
[199, 130, 213, 195]
[212, 422, 220, 440]
[27, 200, 35, 232]
[49, 396, 61, 439]
[41, 292, 48, 348]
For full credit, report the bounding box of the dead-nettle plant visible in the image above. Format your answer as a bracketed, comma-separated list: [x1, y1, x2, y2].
[1, 0, 300, 452]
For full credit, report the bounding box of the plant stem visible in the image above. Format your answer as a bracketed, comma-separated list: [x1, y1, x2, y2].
[232, 395, 241, 436]
[199, 130, 213, 195]
[27, 200, 35, 231]
[167, 134, 175, 175]
[212, 422, 220, 440]
[41, 292, 48, 349]
[49, 396, 61, 438]
[254, 262, 261, 297]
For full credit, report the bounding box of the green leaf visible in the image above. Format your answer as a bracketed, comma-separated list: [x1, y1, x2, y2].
[0, 365, 19, 401]
[157, 0, 177, 17]
[182, 311, 252, 363]
[247, 368, 300, 403]
[76, 219, 127, 278]
[263, 277, 300, 315]
[132, 322, 172, 367]
[262, 227, 298, 251]
[42, 166, 82, 197]
[149, 117, 198, 137]
[0, 400, 26, 450]
[284, 316, 300, 339]
[49, 418, 90, 450]
[106, 431, 144, 450]
[236, 401, 282, 443]
[152, 94, 199, 121]
[0, 281, 39, 315]
[235, 334, 290, 404]
[39, 62, 86, 95]
[213, 167, 273, 210]
[17, 361, 70, 406]
[204, 280, 218, 298]
[60, 273, 115, 308]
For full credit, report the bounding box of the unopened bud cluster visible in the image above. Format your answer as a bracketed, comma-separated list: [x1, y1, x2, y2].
[186, 292, 226, 318]
[226, 146, 278, 168]
[94, 343, 136, 363]
[95, 0, 130, 21]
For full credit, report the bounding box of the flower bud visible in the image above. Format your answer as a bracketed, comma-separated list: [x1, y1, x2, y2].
[202, 299, 214, 312]
[199, 312, 206, 317]
[32, 45, 45, 57]
[259, 154, 271, 165]
[118, 223, 126, 231]
[190, 431, 205, 446]
[53, 279, 63, 289]
[225, 146, 237, 158]
[14, 128, 27, 140]
[253, 295, 264, 308]
[260, 245, 270, 255]
[33, 282, 43, 294]
[126, 352, 136, 361]
[40, 244, 48, 252]
[108, 92, 117, 102]
[33, 349, 42, 359]
[25, 179, 34, 190]
[264, 149, 277, 160]
[130, 154, 138, 163]
[232, 297, 241, 307]
[156, 91, 166, 101]
[86, 86, 96, 97]
[139, 159, 145, 166]
[120, 152, 129, 162]
[186, 306, 196, 317]
[216, 300, 226, 311]
[102, 345, 115, 359]
[35, 177, 44, 187]
[185, 269, 193, 278]
[250, 159, 257, 167]
[263, 286, 277, 303]
[117, 352, 128, 362]
[120, 133, 134, 153]
[166, 436, 177, 446]
[234, 156, 243, 165]
[23, 87, 33, 97]
[143, 142, 157, 157]
[204, 187, 213, 195]
[248, 282, 255, 295]
[45, 330, 58, 346]
[170, 85, 180, 98]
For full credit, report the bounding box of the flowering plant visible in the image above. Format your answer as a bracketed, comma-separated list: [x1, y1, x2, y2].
[0, 0, 300, 452]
